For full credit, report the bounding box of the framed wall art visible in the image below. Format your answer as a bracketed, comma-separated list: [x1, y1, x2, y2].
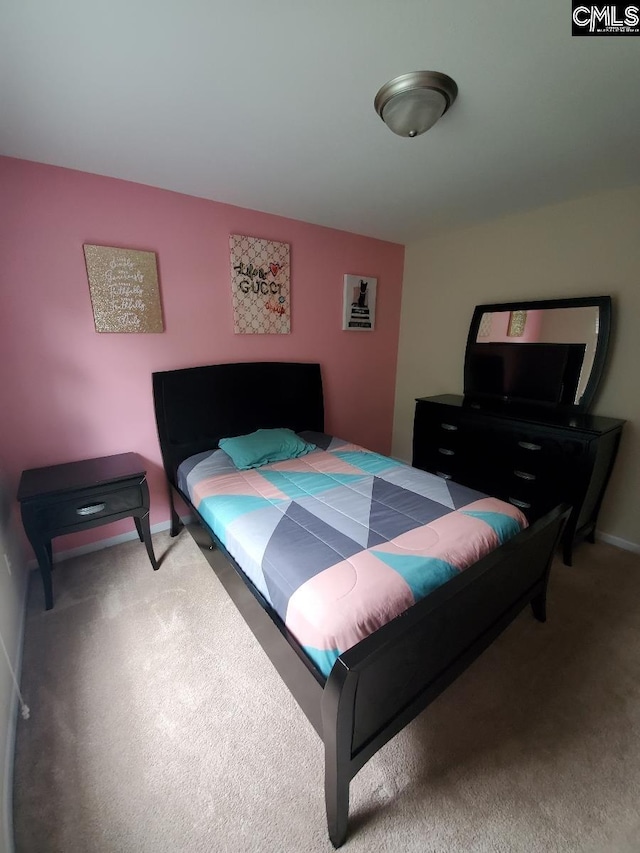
[342, 275, 377, 331]
[507, 309, 528, 338]
[230, 234, 290, 334]
[477, 311, 492, 338]
[83, 244, 163, 333]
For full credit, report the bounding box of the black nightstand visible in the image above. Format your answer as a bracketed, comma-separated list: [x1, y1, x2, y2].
[17, 452, 159, 610]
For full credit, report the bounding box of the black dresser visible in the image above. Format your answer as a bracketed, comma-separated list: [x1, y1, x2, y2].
[413, 394, 624, 565]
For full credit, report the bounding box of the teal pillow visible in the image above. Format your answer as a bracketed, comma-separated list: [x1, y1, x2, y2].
[218, 428, 316, 470]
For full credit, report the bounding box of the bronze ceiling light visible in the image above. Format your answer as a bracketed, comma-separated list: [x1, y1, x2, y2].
[374, 70, 458, 138]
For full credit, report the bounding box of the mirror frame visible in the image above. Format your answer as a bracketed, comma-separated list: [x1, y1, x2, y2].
[464, 295, 612, 413]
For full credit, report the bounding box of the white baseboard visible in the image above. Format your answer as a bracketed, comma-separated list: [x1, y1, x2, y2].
[595, 531, 640, 555]
[27, 516, 194, 570]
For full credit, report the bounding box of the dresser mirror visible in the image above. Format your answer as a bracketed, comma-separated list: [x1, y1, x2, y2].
[464, 296, 611, 413]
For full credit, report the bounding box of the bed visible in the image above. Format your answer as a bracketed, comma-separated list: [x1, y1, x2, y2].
[152, 361, 569, 847]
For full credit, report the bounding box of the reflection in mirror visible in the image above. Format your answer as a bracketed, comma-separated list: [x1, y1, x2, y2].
[464, 296, 611, 413]
[475, 307, 600, 404]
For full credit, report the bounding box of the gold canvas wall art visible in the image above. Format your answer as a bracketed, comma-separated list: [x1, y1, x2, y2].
[83, 244, 164, 333]
[507, 310, 527, 337]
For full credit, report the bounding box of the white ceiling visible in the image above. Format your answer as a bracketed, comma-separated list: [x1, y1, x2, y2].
[1, 0, 639, 243]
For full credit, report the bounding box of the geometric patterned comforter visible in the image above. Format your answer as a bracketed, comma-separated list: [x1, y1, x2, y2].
[177, 432, 528, 678]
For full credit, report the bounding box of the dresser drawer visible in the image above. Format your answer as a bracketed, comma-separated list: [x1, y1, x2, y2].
[414, 407, 463, 443]
[415, 445, 467, 481]
[36, 483, 144, 532]
[508, 431, 586, 474]
[501, 476, 562, 520]
[413, 404, 470, 470]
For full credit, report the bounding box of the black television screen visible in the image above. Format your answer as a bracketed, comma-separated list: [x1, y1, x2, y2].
[465, 342, 587, 406]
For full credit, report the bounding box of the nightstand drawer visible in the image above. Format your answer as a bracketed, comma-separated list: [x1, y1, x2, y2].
[36, 483, 143, 532]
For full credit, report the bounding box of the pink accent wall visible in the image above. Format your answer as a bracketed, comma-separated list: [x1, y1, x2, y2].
[0, 157, 404, 554]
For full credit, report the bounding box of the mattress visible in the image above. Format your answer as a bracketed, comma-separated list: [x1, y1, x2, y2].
[178, 432, 528, 677]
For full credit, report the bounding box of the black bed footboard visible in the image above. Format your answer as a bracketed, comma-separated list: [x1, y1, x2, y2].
[321, 503, 570, 847]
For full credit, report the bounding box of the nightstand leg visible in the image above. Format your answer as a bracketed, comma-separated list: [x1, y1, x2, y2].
[33, 540, 54, 610]
[137, 512, 158, 571]
[133, 516, 144, 543]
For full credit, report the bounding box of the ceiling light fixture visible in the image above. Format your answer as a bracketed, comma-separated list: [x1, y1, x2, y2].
[374, 70, 458, 138]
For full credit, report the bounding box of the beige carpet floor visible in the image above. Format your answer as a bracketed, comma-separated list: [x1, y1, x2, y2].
[12, 529, 640, 852]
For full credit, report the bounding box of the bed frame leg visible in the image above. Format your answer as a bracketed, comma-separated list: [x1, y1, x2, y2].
[531, 590, 547, 622]
[325, 754, 350, 848]
[322, 664, 358, 848]
[168, 486, 182, 537]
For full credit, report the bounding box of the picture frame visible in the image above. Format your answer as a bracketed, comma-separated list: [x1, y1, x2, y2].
[342, 275, 376, 331]
[507, 309, 527, 337]
[83, 244, 163, 333]
[230, 234, 290, 334]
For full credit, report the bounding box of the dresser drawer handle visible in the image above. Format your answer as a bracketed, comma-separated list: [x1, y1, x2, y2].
[76, 503, 106, 516]
[435, 471, 453, 480]
[441, 423, 458, 431]
[517, 441, 542, 451]
[514, 470, 536, 481]
[509, 497, 531, 509]
[438, 448, 455, 456]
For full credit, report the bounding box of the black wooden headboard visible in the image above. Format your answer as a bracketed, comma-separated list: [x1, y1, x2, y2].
[152, 362, 325, 484]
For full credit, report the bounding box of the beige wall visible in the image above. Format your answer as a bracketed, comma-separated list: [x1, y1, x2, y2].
[393, 187, 640, 547]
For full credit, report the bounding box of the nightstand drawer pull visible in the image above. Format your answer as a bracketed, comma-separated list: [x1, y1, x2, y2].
[509, 497, 531, 509]
[76, 503, 106, 516]
[438, 448, 455, 456]
[517, 441, 542, 451]
[436, 471, 453, 480]
[441, 423, 458, 431]
[514, 470, 536, 481]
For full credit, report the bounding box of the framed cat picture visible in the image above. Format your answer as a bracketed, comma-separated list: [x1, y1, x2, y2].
[342, 275, 377, 331]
